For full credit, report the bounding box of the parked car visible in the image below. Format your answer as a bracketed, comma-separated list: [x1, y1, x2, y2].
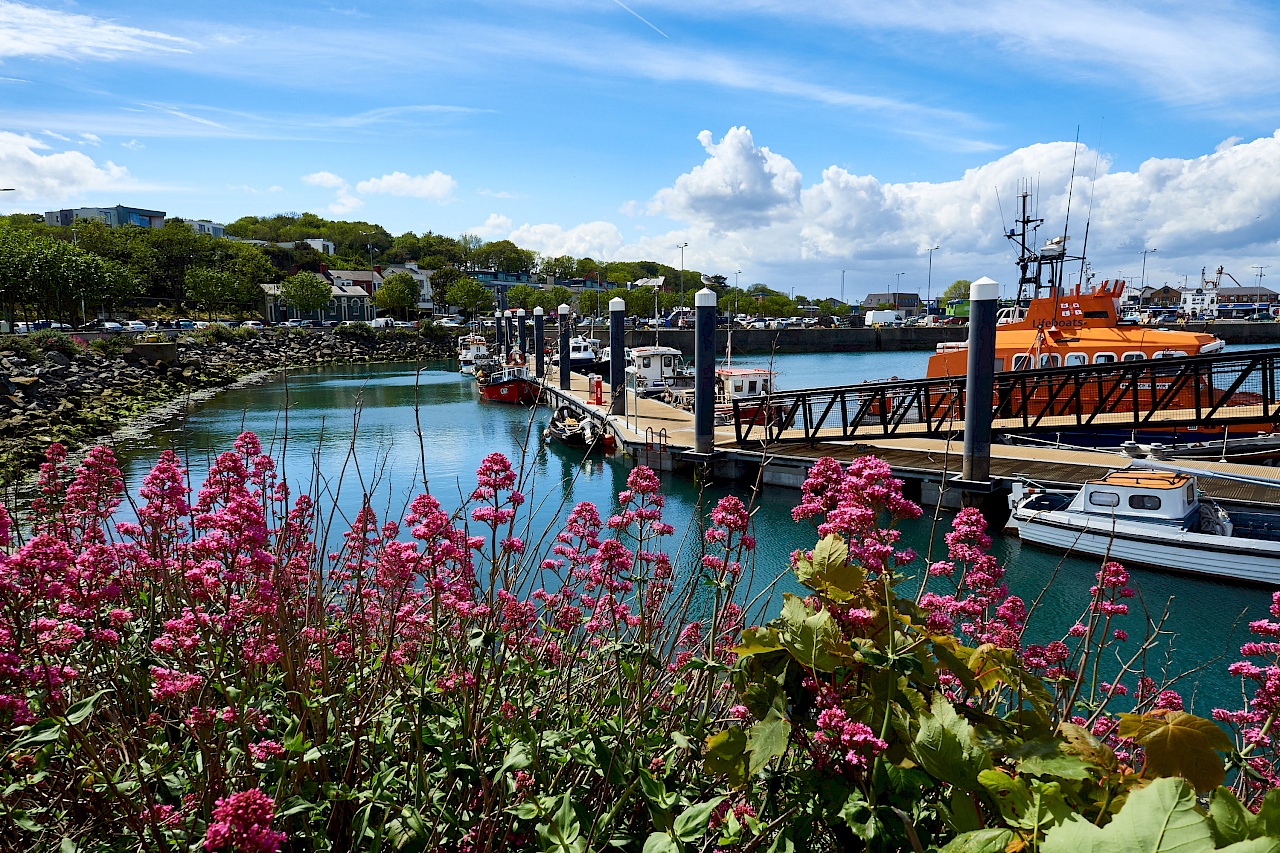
[240, 320, 264, 330]
[437, 318, 463, 329]
[78, 320, 124, 333]
[1244, 312, 1274, 322]
[124, 320, 148, 332]
[394, 320, 415, 329]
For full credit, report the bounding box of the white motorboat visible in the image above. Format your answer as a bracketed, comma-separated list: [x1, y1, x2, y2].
[625, 346, 691, 397]
[457, 334, 490, 375]
[551, 336, 601, 372]
[1008, 468, 1280, 585]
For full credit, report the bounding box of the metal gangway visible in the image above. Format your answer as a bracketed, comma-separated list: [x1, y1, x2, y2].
[730, 348, 1280, 444]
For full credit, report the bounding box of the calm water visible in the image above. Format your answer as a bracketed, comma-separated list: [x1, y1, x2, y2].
[105, 352, 1275, 714]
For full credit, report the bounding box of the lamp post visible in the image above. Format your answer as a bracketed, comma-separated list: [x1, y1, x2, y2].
[677, 242, 688, 309]
[894, 272, 905, 316]
[926, 245, 940, 314]
[1139, 248, 1158, 288]
[359, 230, 377, 321]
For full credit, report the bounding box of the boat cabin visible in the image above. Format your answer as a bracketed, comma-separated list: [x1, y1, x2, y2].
[715, 367, 774, 404]
[1065, 470, 1200, 527]
[627, 346, 689, 396]
[553, 336, 600, 366]
[457, 334, 490, 370]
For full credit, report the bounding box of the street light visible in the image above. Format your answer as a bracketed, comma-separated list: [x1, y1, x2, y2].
[359, 230, 377, 322]
[1139, 248, 1158, 289]
[926, 245, 940, 314]
[677, 242, 688, 309]
[894, 272, 905, 314]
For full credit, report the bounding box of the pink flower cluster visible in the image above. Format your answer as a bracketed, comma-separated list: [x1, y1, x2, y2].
[919, 508, 1025, 650]
[811, 706, 887, 773]
[1214, 590, 1280, 799]
[204, 788, 285, 853]
[791, 456, 920, 577]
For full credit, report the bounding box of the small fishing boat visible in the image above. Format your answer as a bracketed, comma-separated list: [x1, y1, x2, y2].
[626, 346, 692, 398]
[714, 367, 779, 426]
[457, 334, 490, 375]
[544, 405, 604, 448]
[551, 337, 602, 373]
[478, 365, 537, 405]
[1007, 467, 1280, 584]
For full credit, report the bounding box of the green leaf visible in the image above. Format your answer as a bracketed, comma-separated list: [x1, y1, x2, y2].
[1208, 787, 1254, 846]
[795, 535, 865, 600]
[939, 828, 1016, 853]
[499, 742, 534, 777]
[14, 718, 61, 748]
[673, 797, 726, 843]
[59, 838, 80, 853]
[276, 795, 316, 818]
[1118, 711, 1232, 792]
[553, 793, 580, 844]
[733, 626, 782, 657]
[65, 689, 111, 727]
[642, 832, 680, 853]
[1256, 789, 1280, 838]
[1220, 840, 1280, 853]
[1017, 751, 1095, 780]
[912, 697, 992, 792]
[1041, 777, 1214, 853]
[777, 595, 850, 672]
[704, 727, 749, 786]
[746, 706, 791, 775]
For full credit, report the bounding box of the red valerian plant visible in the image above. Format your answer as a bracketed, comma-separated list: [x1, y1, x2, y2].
[0, 442, 1272, 852]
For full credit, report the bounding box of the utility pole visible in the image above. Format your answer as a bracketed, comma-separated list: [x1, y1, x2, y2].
[677, 242, 688, 309]
[894, 272, 905, 315]
[1139, 247, 1158, 288]
[927, 245, 940, 314]
[840, 269, 845, 305]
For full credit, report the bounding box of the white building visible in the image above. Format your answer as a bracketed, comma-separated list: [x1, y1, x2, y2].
[379, 262, 434, 313]
[189, 220, 226, 238]
[1179, 287, 1219, 318]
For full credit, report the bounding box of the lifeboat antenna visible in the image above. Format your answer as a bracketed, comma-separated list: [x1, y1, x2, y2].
[1058, 127, 1081, 298]
[1077, 122, 1103, 289]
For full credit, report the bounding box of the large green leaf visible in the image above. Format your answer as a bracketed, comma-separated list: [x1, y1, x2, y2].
[65, 689, 111, 727]
[1256, 789, 1280, 839]
[733, 626, 782, 657]
[794, 535, 865, 600]
[1118, 711, 1232, 792]
[704, 727, 749, 786]
[746, 706, 791, 775]
[642, 832, 680, 853]
[939, 828, 1016, 853]
[1208, 787, 1254, 847]
[673, 797, 727, 843]
[1220, 840, 1280, 853]
[14, 718, 61, 748]
[912, 696, 992, 792]
[777, 595, 850, 672]
[978, 771, 1072, 832]
[1041, 777, 1213, 853]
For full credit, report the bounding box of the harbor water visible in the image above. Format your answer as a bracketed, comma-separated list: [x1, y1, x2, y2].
[106, 352, 1276, 715]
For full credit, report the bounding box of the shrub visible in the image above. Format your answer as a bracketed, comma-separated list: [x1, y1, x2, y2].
[0, 443, 1270, 850]
[333, 321, 376, 342]
[26, 329, 86, 358]
[88, 333, 132, 359]
[186, 324, 258, 345]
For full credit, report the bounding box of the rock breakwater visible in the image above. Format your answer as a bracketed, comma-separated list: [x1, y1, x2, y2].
[0, 327, 456, 485]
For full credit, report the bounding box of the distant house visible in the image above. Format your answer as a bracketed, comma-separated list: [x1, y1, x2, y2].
[261, 282, 374, 324]
[631, 276, 665, 290]
[379, 262, 434, 313]
[44, 205, 165, 229]
[188, 220, 226, 238]
[1146, 285, 1182, 307]
[1217, 285, 1277, 305]
[861, 291, 922, 317]
[276, 238, 336, 255]
[326, 269, 383, 297]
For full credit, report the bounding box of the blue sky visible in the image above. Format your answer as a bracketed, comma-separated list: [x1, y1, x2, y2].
[4, 0, 1280, 300]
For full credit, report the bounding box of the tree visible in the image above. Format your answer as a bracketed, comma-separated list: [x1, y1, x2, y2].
[504, 283, 541, 310]
[278, 271, 332, 318]
[184, 268, 236, 318]
[541, 255, 577, 281]
[444, 276, 493, 318]
[941, 279, 972, 305]
[375, 271, 420, 319]
[542, 285, 575, 313]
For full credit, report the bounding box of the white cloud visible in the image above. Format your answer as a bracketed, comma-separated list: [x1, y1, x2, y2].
[0, 1, 193, 60]
[0, 131, 132, 201]
[355, 170, 456, 201]
[79, 133, 100, 146]
[471, 213, 512, 238]
[328, 191, 364, 215]
[121, 139, 144, 151]
[41, 129, 69, 142]
[302, 170, 347, 189]
[478, 188, 521, 199]
[508, 220, 626, 260]
[648, 127, 802, 230]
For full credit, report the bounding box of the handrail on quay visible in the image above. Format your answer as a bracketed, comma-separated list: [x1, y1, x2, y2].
[731, 347, 1280, 444]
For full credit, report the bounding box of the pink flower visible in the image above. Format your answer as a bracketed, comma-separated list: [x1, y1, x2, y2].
[204, 789, 285, 853]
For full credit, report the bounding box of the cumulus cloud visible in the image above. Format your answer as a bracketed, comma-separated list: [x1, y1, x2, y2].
[355, 170, 455, 201]
[301, 170, 346, 189]
[470, 213, 512, 238]
[536, 126, 1280, 296]
[0, 131, 132, 201]
[508, 221, 626, 260]
[121, 139, 144, 151]
[648, 127, 801, 230]
[0, 1, 193, 60]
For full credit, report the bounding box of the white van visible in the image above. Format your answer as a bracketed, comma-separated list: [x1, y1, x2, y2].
[369, 317, 395, 329]
[865, 309, 901, 326]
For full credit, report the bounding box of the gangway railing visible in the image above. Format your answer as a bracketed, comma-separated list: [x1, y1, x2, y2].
[730, 348, 1280, 444]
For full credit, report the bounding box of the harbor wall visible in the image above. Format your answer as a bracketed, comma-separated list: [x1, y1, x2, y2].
[603, 321, 1280, 355]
